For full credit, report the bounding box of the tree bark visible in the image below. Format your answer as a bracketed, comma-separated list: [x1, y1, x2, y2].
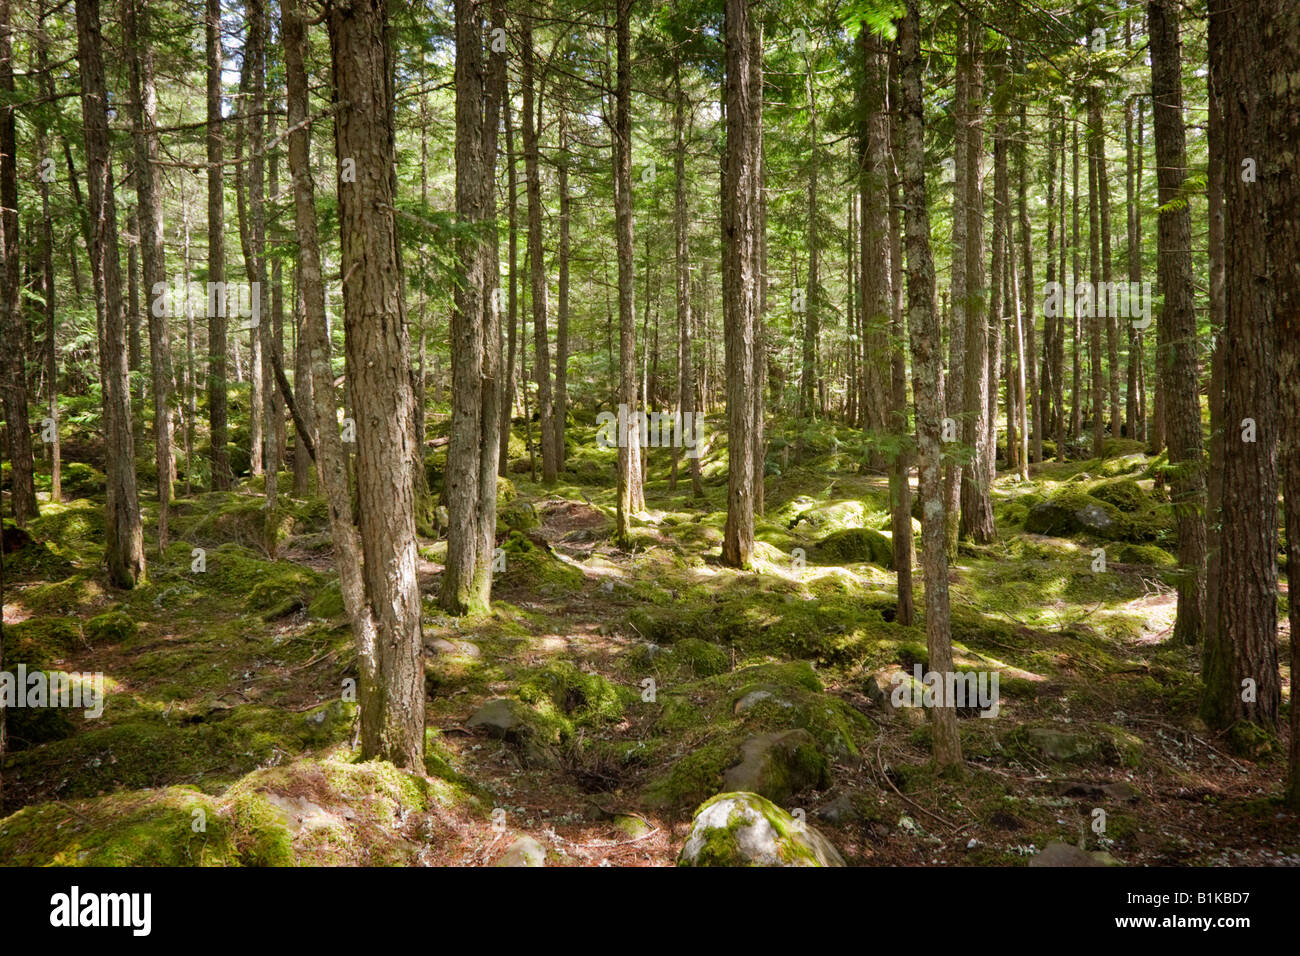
[326, 0, 424, 768]
[1200, 0, 1274, 726]
[76, 0, 145, 587]
[1258, 0, 1300, 805]
[614, 0, 644, 543]
[1147, 0, 1208, 652]
[720, 0, 761, 569]
[522, 11, 556, 485]
[206, 0, 231, 490]
[899, 0, 961, 770]
[123, 0, 175, 551]
[960, 20, 994, 543]
[0, 0, 37, 526]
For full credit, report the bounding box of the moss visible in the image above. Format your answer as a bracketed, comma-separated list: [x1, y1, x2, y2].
[1089, 478, 1149, 513]
[0, 789, 235, 866]
[3, 702, 359, 808]
[86, 609, 138, 645]
[1223, 721, 1278, 760]
[517, 660, 627, 735]
[814, 527, 894, 568]
[496, 531, 584, 593]
[308, 581, 346, 620]
[498, 500, 540, 533]
[668, 638, 730, 677]
[7, 616, 84, 669]
[644, 739, 740, 809]
[4, 537, 77, 580]
[1097, 724, 1146, 767]
[1115, 543, 1177, 568]
[13, 572, 103, 615]
[59, 462, 107, 498]
[170, 492, 326, 550]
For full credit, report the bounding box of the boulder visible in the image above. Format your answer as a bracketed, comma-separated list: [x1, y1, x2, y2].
[721, 729, 829, 804]
[1028, 841, 1119, 867]
[496, 835, 546, 867]
[815, 527, 894, 568]
[678, 792, 845, 866]
[1026, 727, 1097, 762]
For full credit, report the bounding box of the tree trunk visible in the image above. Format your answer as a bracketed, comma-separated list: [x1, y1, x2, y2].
[522, 12, 556, 485]
[123, 0, 174, 551]
[614, 0, 644, 543]
[899, 0, 961, 770]
[36, 9, 59, 504]
[76, 0, 145, 587]
[673, 63, 703, 499]
[960, 20, 994, 543]
[944, 19, 968, 557]
[1258, 0, 1300, 806]
[1200, 0, 1274, 726]
[860, 29, 891, 474]
[886, 41, 913, 626]
[499, 84, 519, 474]
[0, 0, 37, 526]
[720, 0, 760, 569]
[326, 0, 424, 768]
[206, 0, 230, 490]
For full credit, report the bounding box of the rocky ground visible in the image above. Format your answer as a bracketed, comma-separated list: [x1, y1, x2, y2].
[1, 418, 1296, 866]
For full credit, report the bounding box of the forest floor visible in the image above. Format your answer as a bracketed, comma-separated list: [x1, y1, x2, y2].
[1, 417, 1297, 866]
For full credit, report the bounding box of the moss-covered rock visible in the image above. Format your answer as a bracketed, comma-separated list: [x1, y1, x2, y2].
[677, 791, 845, 866]
[0, 756, 469, 866]
[86, 609, 138, 645]
[495, 531, 584, 593]
[517, 660, 627, 735]
[814, 527, 895, 568]
[720, 729, 830, 804]
[498, 500, 539, 533]
[1089, 478, 1149, 513]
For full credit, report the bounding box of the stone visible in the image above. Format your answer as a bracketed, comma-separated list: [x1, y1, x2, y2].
[733, 685, 795, 715]
[496, 835, 546, 867]
[813, 793, 856, 826]
[721, 729, 829, 805]
[1026, 727, 1097, 762]
[1029, 841, 1120, 867]
[467, 698, 526, 737]
[678, 792, 845, 867]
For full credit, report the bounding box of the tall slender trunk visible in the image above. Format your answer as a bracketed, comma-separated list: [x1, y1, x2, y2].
[326, 0, 424, 768]
[615, 0, 643, 542]
[672, 63, 702, 498]
[945, 21, 968, 556]
[899, 0, 961, 770]
[36, 8, 60, 504]
[1018, 100, 1038, 465]
[124, 0, 174, 551]
[1149, 0, 1209, 655]
[76, 0, 145, 586]
[499, 85, 519, 474]
[443, 0, 504, 615]
[1071, 113, 1083, 442]
[960, 21, 994, 542]
[0, 0, 37, 526]
[555, 112, 570, 471]
[860, 29, 891, 475]
[720, 0, 761, 569]
[206, 0, 230, 490]
[886, 41, 913, 626]
[1258, 0, 1300, 806]
[1087, 86, 1104, 458]
[799, 44, 820, 422]
[1200, 0, 1273, 725]
[522, 12, 556, 485]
